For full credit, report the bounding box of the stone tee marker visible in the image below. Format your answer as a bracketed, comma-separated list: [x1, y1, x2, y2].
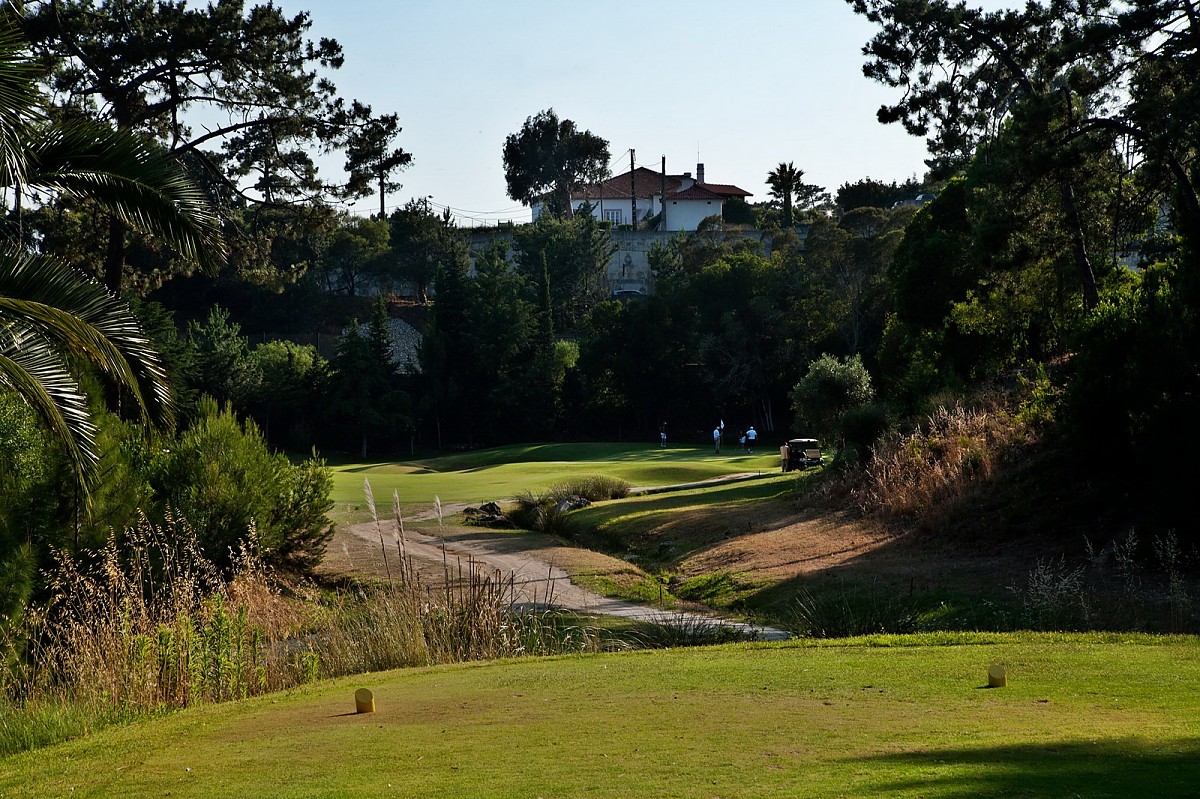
[355, 688, 375, 713]
[987, 664, 1008, 688]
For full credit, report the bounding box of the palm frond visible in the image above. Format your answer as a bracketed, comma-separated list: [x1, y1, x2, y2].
[0, 9, 43, 188]
[0, 319, 97, 491]
[0, 251, 173, 431]
[27, 121, 226, 275]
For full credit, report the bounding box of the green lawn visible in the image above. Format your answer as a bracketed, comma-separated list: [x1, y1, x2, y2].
[5, 633, 1198, 797]
[328, 442, 784, 513]
[570, 473, 798, 539]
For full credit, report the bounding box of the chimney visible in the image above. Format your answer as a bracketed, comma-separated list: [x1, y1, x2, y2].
[697, 163, 705, 183]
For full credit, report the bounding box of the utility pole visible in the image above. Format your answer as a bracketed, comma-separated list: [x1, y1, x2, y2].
[630, 149, 637, 230]
[661, 155, 667, 231]
[378, 165, 388, 219]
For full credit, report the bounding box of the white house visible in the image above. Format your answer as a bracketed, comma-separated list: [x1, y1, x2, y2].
[531, 163, 752, 231]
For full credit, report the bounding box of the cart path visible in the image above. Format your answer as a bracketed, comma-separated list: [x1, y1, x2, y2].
[342, 513, 790, 641]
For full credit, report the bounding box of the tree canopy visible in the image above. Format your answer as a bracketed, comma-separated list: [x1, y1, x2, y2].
[502, 109, 610, 218]
[766, 162, 830, 227]
[849, 0, 1200, 305]
[21, 0, 409, 291]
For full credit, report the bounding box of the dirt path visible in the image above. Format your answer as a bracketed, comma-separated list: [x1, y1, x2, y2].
[322, 472, 1062, 644]
[334, 508, 789, 641]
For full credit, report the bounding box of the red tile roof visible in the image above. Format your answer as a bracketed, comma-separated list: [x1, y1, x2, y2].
[698, 182, 752, 198]
[569, 167, 751, 201]
[572, 167, 677, 201]
[668, 185, 725, 200]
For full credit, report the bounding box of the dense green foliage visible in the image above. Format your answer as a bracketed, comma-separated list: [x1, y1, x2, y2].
[21, 0, 408, 293]
[502, 108, 610, 217]
[150, 398, 333, 571]
[850, 0, 1200, 535]
[765, 161, 831, 227]
[790, 353, 875, 447]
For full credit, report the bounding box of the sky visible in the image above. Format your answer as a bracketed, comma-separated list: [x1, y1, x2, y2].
[269, 0, 942, 227]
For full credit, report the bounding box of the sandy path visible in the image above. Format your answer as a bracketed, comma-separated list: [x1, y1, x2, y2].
[340, 513, 789, 641]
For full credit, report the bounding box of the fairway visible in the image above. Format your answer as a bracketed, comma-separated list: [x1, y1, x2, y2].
[5, 634, 1198, 798]
[327, 442, 785, 510]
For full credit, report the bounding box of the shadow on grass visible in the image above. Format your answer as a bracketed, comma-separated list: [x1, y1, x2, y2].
[854, 736, 1200, 798]
[571, 477, 796, 529]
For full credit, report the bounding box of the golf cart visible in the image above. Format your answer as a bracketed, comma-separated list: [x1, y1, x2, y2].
[781, 438, 824, 472]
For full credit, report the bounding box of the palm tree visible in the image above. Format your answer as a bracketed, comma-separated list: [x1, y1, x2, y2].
[766, 161, 803, 228]
[1, 12, 223, 494]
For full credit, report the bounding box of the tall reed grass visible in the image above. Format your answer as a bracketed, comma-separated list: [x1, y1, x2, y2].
[854, 401, 1029, 522]
[0, 492, 607, 755]
[5, 513, 310, 711]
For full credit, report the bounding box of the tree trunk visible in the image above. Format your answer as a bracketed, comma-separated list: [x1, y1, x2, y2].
[759, 392, 775, 432]
[1058, 177, 1099, 310]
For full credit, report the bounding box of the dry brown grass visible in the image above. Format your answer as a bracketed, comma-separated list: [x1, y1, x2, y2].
[851, 399, 1034, 525]
[3, 500, 604, 718]
[11, 514, 312, 710]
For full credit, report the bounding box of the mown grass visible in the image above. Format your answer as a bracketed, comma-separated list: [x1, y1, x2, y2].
[4, 633, 1199, 798]
[574, 472, 795, 524]
[327, 443, 781, 518]
[571, 567, 675, 608]
[568, 473, 798, 556]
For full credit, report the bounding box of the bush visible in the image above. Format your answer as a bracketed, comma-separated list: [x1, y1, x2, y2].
[547, 475, 630, 502]
[791, 353, 876, 446]
[506, 475, 629, 538]
[838, 402, 891, 464]
[506, 490, 578, 538]
[149, 397, 333, 572]
[0, 394, 65, 622]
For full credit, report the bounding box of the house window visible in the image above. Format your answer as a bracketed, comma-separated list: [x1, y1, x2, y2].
[604, 209, 622, 225]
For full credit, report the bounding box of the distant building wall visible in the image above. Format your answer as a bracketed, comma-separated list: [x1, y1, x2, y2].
[465, 227, 801, 296]
[664, 199, 721, 231]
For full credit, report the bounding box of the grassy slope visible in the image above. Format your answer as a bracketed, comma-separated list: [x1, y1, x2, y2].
[327, 443, 782, 511]
[4, 634, 1199, 798]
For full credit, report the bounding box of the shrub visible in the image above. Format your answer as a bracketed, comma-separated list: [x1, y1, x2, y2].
[149, 397, 333, 572]
[625, 614, 756, 647]
[506, 490, 578, 538]
[0, 393, 67, 619]
[791, 353, 875, 446]
[837, 402, 891, 465]
[506, 475, 628, 538]
[547, 475, 630, 502]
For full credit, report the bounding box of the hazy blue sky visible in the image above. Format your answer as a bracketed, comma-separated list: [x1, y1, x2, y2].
[270, 1, 950, 226]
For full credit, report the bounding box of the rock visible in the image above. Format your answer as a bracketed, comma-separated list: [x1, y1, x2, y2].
[554, 495, 591, 514]
[464, 502, 511, 528]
